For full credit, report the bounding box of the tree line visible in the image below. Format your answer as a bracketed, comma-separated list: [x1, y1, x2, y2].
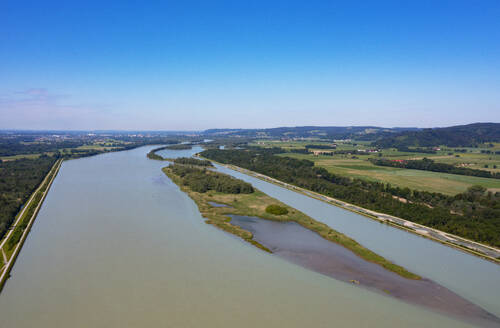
[394, 146, 437, 154]
[173, 157, 213, 166]
[169, 164, 254, 194]
[165, 144, 193, 150]
[201, 149, 500, 247]
[370, 158, 500, 179]
[0, 155, 57, 241]
[373, 123, 500, 148]
[304, 144, 335, 150]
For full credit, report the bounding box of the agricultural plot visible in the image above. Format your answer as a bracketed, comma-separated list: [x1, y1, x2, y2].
[278, 152, 500, 196]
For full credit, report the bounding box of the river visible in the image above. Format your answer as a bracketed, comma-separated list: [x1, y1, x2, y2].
[0, 146, 497, 327]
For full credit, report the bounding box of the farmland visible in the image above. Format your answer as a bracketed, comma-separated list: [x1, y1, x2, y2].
[250, 140, 500, 195]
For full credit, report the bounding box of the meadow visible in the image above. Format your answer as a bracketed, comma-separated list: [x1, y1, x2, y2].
[251, 140, 500, 195]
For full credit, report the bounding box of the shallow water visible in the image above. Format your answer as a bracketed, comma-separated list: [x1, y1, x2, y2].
[229, 215, 499, 327]
[214, 160, 500, 318]
[0, 146, 493, 327]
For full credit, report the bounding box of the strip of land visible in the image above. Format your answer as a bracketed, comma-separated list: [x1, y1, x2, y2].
[0, 159, 62, 290]
[162, 160, 500, 327]
[162, 163, 421, 280]
[228, 214, 500, 327]
[204, 158, 500, 264]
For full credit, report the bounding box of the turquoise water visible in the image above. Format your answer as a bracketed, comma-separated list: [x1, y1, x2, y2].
[0, 146, 493, 327]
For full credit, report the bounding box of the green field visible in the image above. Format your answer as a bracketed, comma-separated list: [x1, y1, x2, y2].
[274, 152, 500, 196]
[423, 152, 500, 174]
[250, 139, 500, 195]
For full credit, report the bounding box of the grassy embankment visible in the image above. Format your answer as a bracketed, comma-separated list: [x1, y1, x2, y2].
[162, 164, 421, 280]
[2, 159, 61, 260]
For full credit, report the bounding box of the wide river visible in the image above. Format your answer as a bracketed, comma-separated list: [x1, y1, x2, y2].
[0, 146, 498, 327]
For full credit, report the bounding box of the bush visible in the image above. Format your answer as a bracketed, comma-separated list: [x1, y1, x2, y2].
[265, 205, 289, 215]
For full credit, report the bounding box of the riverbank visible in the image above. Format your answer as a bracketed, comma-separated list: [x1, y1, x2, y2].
[162, 165, 421, 280]
[163, 163, 500, 327]
[202, 157, 500, 264]
[146, 146, 179, 161]
[0, 158, 62, 291]
[229, 214, 500, 328]
[1, 144, 488, 328]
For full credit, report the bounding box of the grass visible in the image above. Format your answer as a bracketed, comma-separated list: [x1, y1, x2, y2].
[278, 153, 500, 195]
[429, 152, 500, 174]
[163, 165, 421, 280]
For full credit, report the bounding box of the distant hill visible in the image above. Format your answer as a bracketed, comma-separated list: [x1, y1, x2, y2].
[372, 123, 500, 148]
[203, 126, 419, 139]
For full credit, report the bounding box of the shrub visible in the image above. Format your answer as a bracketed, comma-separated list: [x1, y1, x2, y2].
[265, 204, 289, 215]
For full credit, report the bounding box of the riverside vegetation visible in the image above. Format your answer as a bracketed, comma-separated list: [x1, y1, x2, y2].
[202, 149, 500, 248]
[0, 155, 57, 241]
[164, 144, 193, 150]
[0, 132, 186, 242]
[1, 158, 61, 272]
[162, 160, 420, 280]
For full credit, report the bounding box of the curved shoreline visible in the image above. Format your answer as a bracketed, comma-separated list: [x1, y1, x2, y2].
[202, 157, 500, 264]
[162, 165, 421, 279]
[230, 214, 500, 328]
[161, 161, 500, 327]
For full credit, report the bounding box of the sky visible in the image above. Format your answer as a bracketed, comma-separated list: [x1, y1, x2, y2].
[1, 0, 499, 130]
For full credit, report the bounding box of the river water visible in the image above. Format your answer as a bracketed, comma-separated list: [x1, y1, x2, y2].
[0, 146, 497, 327]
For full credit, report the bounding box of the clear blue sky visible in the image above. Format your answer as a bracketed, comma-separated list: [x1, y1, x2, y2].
[1, 1, 499, 130]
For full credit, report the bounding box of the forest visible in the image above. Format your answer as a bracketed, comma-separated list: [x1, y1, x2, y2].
[373, 123, 500, 148]
[202, 126, 418, 140]
[169, 164, 254, 194]
[165, 144, 193, 150]
[370, 158, 500, 179]
[0, 138, 86, 156]
[0, 155, 57, 241]
[201, 149, 500, 247]
[173, 157, 213, 166]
